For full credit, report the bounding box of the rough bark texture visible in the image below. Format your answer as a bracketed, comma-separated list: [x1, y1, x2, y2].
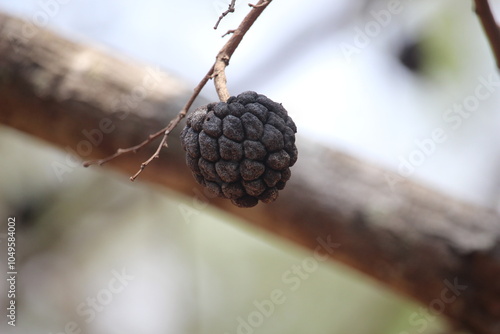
[1, 12, 500, 334]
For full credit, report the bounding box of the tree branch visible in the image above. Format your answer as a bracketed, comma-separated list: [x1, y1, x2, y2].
[84, 0, 272, 180]
[474, 0, 500, 69]
[214, 0, 236, 30]
[1, 11, 500, 334]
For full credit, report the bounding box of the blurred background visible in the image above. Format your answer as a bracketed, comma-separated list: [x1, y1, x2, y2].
[1, 0, 499, 333]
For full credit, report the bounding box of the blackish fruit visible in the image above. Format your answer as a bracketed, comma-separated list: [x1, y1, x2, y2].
[180, 91, 298, 208]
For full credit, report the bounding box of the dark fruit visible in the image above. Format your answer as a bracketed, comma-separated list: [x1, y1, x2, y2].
[180, 91, 298, 208]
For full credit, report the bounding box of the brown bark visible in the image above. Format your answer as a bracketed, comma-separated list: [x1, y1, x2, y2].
[1, 12, 500, 334]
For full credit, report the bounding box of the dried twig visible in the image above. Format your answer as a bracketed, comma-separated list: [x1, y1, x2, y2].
[474, 0, 500, 70]
[211, 1, 273, 100]
[82, 127, 167, 168]
[83, 0, 273, 180]
[222, 29, 236, 38]
[213, 56, 230, 102]
[214, 0, 237, 30]
[249, 1, 270, 8]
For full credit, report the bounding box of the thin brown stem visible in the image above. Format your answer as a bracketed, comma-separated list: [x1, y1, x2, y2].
[213, 56, 231, 102]
[129, 65, 214, 180]
[217, 1, 272, 60]
[222, 29, 236, 38]
[212, 0, 272, 102]
[83, 0, 273, 180]
[82, 127, 167, 167]
[214, 0, 236, 30]
[474, 0, 500, 70]
[249, 1, 270, 8]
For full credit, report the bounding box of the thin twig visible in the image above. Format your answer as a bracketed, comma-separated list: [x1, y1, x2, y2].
[82, 127, 167, 167]
[83, 0, 273, 181]
[130, 66, 213, 181]
[249, 0, 269, 8]
[474, 0, 500, 70]
[213, 55, 231, 102]
[212, 0, 272, 101]
[214, 0, 237, 30]
[222, 29, 236, 38]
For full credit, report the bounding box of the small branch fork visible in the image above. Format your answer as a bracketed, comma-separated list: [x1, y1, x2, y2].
[83, 0, 273, 181]
[214, 0, 237, 30]
[474, 0, 500, 70]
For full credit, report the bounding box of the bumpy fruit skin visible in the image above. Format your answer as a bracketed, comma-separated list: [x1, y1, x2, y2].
[180, 91, 298, 208]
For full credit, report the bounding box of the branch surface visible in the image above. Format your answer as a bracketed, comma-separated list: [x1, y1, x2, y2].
[1, 12, 500, 334]
[474, 0, 500, 69]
